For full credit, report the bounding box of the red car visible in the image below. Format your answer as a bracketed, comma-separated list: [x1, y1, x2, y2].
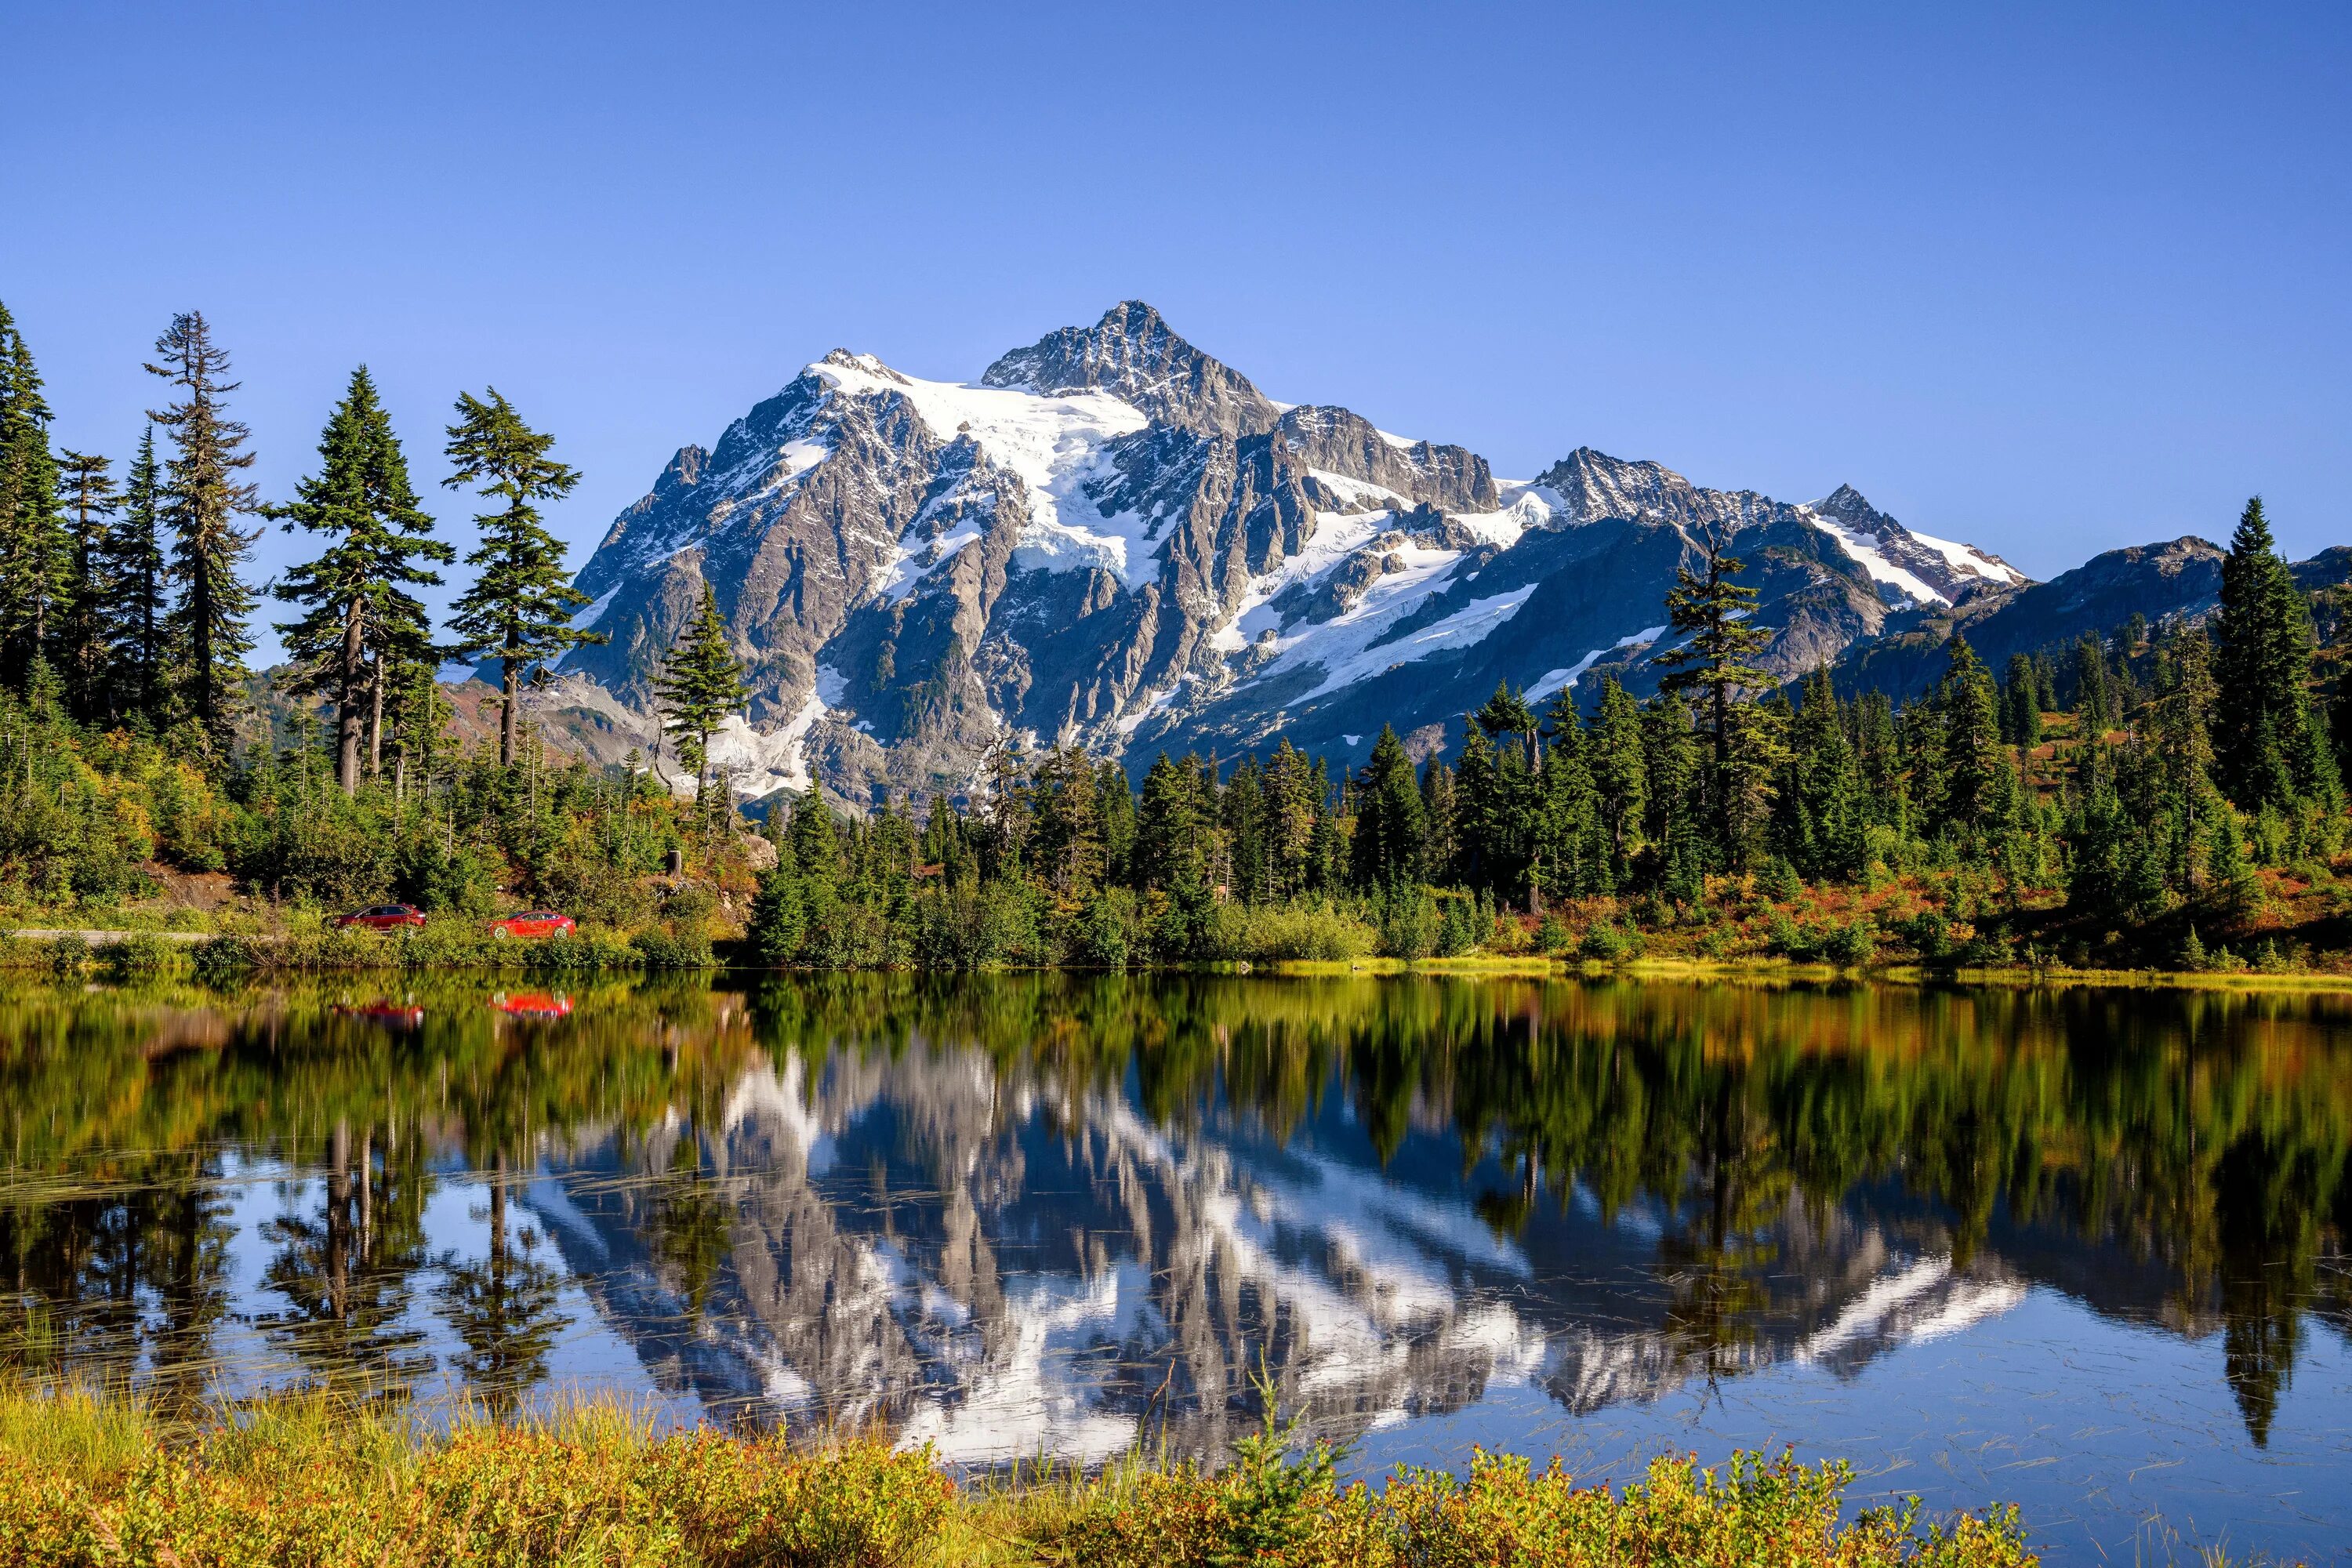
[492, 991, 573, 1019]
[490, 910, 575, 941]
[334, 904, 426, 931]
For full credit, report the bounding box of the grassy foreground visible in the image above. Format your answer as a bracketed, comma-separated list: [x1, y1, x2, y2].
[0, 1387, 2046, 1568]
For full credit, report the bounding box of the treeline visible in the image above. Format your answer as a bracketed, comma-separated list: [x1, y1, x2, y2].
[750, 507, 2352, 970]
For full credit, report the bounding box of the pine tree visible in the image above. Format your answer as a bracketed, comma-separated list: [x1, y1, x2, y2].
[1264, 739, 1318, 899]
[274, 368, 454, 793]
[2002, 652, 2043, 751]
[54, 449, 116, 721]
[1534, 689, 1600, 902]
[145, 310, 260, 753]
[1936, 635, 2005, 837]
[1135, 751, 1207, 891]
[101, 427, 172, 726]
[1589, 675, 1647, 873]
[1787, 668, 1866, 880]
[0, 303, 67, 692]
[442, 389, 601, 767]
[2214, 497, 2318, 812]
[1350, 725, 1425, 888]
[652, 583, 749, 807]
[1656, 521, 1775, 862]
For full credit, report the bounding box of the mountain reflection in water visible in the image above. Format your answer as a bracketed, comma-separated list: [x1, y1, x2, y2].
[0, 976, 2347, 1556]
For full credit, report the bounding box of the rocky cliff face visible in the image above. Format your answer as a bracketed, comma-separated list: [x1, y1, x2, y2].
[535, 300, 2210, 804]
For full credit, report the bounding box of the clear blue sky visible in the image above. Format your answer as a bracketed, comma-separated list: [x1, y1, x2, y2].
[5, 2, 2347, 662]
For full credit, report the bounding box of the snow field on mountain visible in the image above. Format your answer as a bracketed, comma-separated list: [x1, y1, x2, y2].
[1907, 527, 2025, 584]
[1526, 626, 1669, 702]
[1803, 509, 1947, 604]
[809, 353, 1158, 586]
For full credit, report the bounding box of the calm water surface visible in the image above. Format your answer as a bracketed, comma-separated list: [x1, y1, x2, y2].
[2, 975, 2347, 1562]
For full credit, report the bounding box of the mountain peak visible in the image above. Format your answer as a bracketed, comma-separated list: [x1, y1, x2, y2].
[982, 302, 1282, 437]
[1813, 483, 1903, 536]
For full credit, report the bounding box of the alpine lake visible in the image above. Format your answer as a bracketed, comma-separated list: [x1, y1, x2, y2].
[2, 973, 2347, 1563]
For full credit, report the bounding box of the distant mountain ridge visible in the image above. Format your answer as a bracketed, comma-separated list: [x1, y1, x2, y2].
[523, 302, 2300, 804]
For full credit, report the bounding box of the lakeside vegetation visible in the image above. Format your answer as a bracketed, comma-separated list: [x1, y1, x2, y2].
[5, 298, 2352, 978]
[0, 1385, 2040, 1568]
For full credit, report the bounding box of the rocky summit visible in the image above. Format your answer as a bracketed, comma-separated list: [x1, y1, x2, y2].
[532, 302, 2245, 806]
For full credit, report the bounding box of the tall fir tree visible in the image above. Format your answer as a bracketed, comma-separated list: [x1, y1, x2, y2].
[2212, 496, 2317, 811]
[0, 302, 67, 692]
[1934, 635, 2005, 837]
[1655, 521, 1775, 863]
[274, 367, 453, 793]
[442, 389, 601, 767]
[2002, 652, 2043, 750]
[145, 310, 260, 753]
[100, 426, 172, 725]
[1350, 725, 1425, 888]
[1134, 751, 1208, 891]
[54, 449, 116, 721]
[652, 583, 749, 807]
[1588, 675, 1649, 876]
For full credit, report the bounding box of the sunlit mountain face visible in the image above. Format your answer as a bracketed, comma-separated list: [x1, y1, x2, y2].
[0, 977, 2348, 1559]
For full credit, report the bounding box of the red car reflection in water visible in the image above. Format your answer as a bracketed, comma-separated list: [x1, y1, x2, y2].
[489, 911, 575, 941]
[332, 904, 426, 931]
[491, 991, 573, 1020]
[332, 1000, 425, 1029]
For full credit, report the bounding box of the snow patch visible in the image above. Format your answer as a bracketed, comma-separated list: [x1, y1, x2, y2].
[1907, 528, 2025, 584]
[1806, 510, 1947, 604]
[810, 354, 1156, 586]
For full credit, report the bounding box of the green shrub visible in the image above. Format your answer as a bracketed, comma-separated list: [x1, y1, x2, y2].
[632, 929, 716, 970]
[1579, 922, 1635, 963]
[44, 932, 88, 978]
[1825, 919, 1878, 966]
[191, 933, 257, 985]
[102, 931, 180, 981]
[1535, 913, 1571, 955]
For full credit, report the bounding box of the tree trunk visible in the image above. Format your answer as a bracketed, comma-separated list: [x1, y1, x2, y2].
[338, 598, 364, 794]
[367, 653, 385, 779]
[499, 657, 518, 768]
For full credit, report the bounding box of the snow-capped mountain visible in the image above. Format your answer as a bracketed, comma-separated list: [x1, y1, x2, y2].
[539, 302, 2072, 803]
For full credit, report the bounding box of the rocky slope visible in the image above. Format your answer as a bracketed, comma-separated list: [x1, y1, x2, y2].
[532, 301, 2252, 804]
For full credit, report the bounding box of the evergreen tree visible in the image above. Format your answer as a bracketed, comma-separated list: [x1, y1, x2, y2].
[145, 310, 260, 753]
[442, 389, 601, 767]
[1641, 691, 1702, 871]
[1853, 689, 1905, 829]
[1656, 522, 1775, 862]
[1588, 675, 1648, 875]
[651, 583, 749, 807]
[0, 303, 67, 692]
[101, 426, 172, 724]
[1135, 751, 1207, 891]
[274, 368, 453, 793]
[1534, 689, 1601, 901]
[1418, 754, 1457, 880]
[2002, 652, 2042, 751]
[1785, 668, 1865, 880]
[1264, 739, 1319, 899]
[1935, 635, 2005, 837]
[1350, 725, 1425, 887]
[1030, 745, 1109, 898]
[2214, 497, 2318, 812]
[55, 448, 116, 721]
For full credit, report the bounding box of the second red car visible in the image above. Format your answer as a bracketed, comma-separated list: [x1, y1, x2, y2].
[490, 910, 575, 940]
[333, 904, 426, 931]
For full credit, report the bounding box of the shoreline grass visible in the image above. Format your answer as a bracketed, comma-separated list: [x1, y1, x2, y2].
[0, 1383, 2047, 1567]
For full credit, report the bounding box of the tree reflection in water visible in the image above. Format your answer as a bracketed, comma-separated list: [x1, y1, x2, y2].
[0, 975, 2340, 1457]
